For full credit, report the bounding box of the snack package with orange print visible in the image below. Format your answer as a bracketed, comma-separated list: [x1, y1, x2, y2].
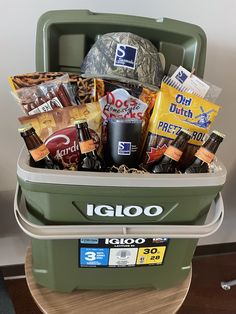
[18, 102, 102, 170]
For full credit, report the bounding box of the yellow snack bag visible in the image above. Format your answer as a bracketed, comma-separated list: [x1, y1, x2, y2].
[142, 82, 221, 168]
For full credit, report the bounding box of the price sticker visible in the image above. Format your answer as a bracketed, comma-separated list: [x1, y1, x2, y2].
[136, 246, 166, 265]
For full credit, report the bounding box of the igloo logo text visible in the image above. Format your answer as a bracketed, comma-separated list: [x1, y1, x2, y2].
[86, 204, 163, 217]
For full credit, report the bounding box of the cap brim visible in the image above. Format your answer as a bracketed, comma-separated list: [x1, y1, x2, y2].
[81, 73, 159, 91]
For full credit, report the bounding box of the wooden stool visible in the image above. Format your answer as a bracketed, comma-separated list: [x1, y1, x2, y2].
[25, 247, 191, 314]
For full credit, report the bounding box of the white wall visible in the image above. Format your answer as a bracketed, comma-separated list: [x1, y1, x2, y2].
[1, 0, 236, 264]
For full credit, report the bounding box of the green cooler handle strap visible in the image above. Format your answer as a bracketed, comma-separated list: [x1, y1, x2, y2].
[14, 183, 224, 240]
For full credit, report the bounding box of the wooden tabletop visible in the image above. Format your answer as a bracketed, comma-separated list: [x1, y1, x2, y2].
[25, 247, 191, 314]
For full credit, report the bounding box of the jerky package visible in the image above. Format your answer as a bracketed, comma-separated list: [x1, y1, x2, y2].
[12, 74, 76, 115]
[18, 102, 102, 170]
[141, 82, 221, 171]
[9, 72, 95, 105]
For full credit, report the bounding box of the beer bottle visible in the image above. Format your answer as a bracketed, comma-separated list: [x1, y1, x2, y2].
[185, 130, 225, 174]
[18, 125, 61, 170]
[75, 120, 105, 171]
[151, 129, 192, 174]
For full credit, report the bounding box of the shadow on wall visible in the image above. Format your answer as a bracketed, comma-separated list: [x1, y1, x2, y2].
[204, 41, 236, 96]
[204, 42, 236, 222]
[221, 162, 236, 212]
[204, 42, 236, 139]
[0, 190, 20, 236]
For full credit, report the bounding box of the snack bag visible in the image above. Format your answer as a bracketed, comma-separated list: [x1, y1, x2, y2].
[12, 74, 76, 115]
[69, 75, 95, 104]
[95, 79, 157, 114]
[142, 82, 221, 169]
[18, 102, 102, 170]
[9, 72, 95, 105]
[9, 72, 65, 89]
[95, 79, 157, 144]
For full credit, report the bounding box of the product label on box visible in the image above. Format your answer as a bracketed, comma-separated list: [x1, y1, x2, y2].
[78, 238, 168, 268]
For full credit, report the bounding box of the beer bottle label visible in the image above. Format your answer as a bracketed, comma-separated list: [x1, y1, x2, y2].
[79, 139, 96, 154]
[29, 144, 50, 161]
[164, 145, 183, 162]
[195, 147, 215, 164]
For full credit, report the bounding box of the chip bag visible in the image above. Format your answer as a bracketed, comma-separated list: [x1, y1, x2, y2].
[142, 82, 221, 170]
[95, 79, 157, 145]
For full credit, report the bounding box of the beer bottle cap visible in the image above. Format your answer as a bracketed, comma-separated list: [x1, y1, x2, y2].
[212, 130, 225, 139]
[74, 120, 88, 128]
[18, 124, 34, 133]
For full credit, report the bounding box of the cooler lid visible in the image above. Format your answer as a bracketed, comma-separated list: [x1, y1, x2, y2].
[36, 10, 207, 77]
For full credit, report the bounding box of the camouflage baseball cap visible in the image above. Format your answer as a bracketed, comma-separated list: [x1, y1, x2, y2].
[81, 32, 164, 89]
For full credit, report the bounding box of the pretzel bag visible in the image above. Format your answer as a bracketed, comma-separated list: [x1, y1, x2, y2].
[141, 82, 221, 170]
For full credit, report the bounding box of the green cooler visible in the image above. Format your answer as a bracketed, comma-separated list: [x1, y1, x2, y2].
[15, 148, 226, 292]
[14, 10, 226, 293]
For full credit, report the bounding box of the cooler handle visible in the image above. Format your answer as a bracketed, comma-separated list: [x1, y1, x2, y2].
[14, 183, 224, 240]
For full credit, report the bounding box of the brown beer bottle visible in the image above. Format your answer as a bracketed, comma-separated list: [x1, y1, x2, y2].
[75, 120, 105, 171]
[18, 125, 61, 169]
[151, 129, 192, 174]
[185, 130, 225, 173]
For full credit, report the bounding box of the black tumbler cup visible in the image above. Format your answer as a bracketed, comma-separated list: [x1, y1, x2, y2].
[106, 118, 142, 168]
